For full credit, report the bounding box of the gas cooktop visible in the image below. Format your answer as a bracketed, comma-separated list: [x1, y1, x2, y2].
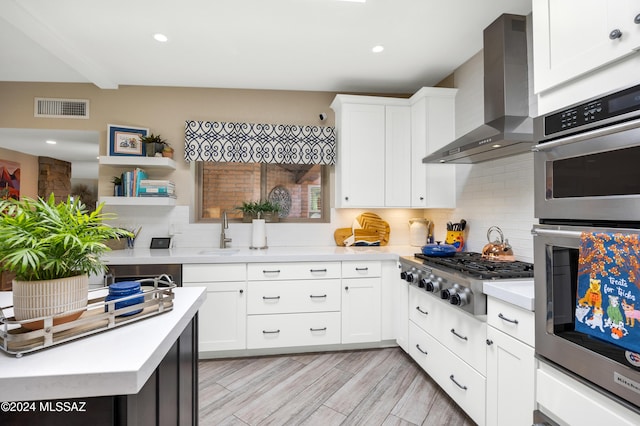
[413, 252, 534, 280]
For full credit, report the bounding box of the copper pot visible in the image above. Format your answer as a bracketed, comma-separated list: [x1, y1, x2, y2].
[481, 226, 515, 261]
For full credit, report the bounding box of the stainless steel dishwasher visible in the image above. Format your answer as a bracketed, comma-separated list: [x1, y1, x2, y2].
[105, 263, 182, 286]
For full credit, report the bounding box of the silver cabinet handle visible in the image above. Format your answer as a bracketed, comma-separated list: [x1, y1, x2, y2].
[310, 268, 327, 273]
[262, 296, 281, 300]
[416, 344, 428, 355]
[310, 294, 327, 299]
[263, 269, 281, 274]
[635, 13, 640, 24]
[449, 375, 467, 390]
[416, 306, 428, 315]
[486, 339, 494, 346]
[609, 28, 623, 40]
[262, 329, 280, 334]
[498, 313, 519, 324]
[239, 289, 243, 294]
[450, 328, 468, 341]
[310, 327, 327, 332]
[355, 267, 369, 271]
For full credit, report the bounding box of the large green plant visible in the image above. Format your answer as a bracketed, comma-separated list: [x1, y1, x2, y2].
[0, 194, 132, 281]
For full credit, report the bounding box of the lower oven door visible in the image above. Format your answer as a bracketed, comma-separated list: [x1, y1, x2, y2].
[534, 224, 640, 410]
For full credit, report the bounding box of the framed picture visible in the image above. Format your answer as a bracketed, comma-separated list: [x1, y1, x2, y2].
[0, 159, 20, 200]
[108, 124, 148, 156]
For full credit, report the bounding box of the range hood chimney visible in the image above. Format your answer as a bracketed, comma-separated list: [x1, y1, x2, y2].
[423, 13, 532, 164]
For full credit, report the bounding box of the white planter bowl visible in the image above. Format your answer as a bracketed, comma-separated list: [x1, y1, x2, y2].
[12, 274, 89, 328]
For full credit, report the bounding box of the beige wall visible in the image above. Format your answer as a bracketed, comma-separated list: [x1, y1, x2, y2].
[0, 147, 38, 199]
[0, 82, 343, 204]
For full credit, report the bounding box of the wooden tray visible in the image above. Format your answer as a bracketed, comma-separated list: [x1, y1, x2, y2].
[0, 282, 175, 357]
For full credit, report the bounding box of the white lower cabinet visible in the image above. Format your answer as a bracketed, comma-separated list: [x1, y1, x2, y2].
[409, 322, 486, 425]
[408, 286, 486, 425]
[183, 264, 247, 352]
[187, 260, 385, 354]
[392, 267, 409, 352]
[486, 297, 535, 426]
[247, 261, 344, 350]
[247, 312, 341, 349]
[341, 261, 382, 344]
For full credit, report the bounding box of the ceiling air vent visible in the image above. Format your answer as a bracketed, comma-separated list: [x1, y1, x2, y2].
[34, 97, 90, 119]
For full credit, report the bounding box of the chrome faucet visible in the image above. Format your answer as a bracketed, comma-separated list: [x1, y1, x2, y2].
[220, 211, 232, 248]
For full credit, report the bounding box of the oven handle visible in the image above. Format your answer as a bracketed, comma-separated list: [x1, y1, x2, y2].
[531, 228, 583, 238]
[532, 118, 640, 152]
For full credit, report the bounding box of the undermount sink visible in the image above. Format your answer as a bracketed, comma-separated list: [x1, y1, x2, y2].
[197, 248, 240, 255]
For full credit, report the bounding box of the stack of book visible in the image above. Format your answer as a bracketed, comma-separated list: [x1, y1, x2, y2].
[138, 179, 176, 198]
[120, 168, 148, 197]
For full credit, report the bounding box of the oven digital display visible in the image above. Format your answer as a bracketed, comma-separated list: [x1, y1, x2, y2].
[609, 89, 640, 114]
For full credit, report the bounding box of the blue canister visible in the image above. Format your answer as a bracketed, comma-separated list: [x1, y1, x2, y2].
[105, 281, 144, 317]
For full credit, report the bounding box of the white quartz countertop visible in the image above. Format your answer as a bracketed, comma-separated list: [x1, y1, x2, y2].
[104, 245, 418, 265]
[483, 280, 535, 311]
[0, 287, 206, 402]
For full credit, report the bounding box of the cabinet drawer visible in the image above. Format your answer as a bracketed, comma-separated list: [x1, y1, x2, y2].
[410, 286, 486, 375]
[409, 322, 486, 425]
[341, 261, 381, 278]
[247, 312, 341, 349]
[487, 297, 534, 347]
[247, 262, 341, 281]
[183, 263, 246, 282]
[247, 280, 341, 314]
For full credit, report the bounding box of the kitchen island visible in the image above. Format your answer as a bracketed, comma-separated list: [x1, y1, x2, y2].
[0, 286, 206, 426]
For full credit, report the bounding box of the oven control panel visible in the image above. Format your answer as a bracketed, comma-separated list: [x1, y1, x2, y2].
[542, 83, 640, 138]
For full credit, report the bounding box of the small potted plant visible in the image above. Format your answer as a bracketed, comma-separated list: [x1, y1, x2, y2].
[161, 142, 174, 159]
[140, 133, 167, 157]
[0, 194, 132, 328]
[259, 200, 281, 223]
[111, 175, 123, 196]
[237, 200, 280, 223]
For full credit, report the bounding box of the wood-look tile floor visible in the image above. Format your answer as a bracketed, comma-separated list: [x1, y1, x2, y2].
[199, 347, 476, 426]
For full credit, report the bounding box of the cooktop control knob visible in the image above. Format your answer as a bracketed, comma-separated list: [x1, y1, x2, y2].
[450, 284, 471, 306]
[441, 286, 458, 300]
[400, 271, 408, 280]
[404, 272, 414, 283]
[425, 275, 442, 292]
[418, 277, 428, 288]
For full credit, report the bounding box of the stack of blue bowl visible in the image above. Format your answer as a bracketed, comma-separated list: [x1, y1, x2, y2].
[105, 281, 144, 317]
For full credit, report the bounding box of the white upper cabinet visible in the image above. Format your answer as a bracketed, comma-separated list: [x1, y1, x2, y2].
[384, 104, 412, 207]
[409, 88, 457, 208]
[533, 0, 640, 93]
[331, 89, 457, 209]
[331, 97, 387, 207]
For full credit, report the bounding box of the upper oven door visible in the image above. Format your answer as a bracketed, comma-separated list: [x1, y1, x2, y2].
[534, 117, 640, 221]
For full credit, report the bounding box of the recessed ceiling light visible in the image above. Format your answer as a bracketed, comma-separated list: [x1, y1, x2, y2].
[46, 140, 56, 145]
[492, 144, 502, 148]
[337, 0, 366, 3]
[153, 33, 168, 42]
[372, 45, 384, 53]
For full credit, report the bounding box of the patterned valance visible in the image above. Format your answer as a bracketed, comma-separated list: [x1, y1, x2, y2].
[184, 120, 336, 165]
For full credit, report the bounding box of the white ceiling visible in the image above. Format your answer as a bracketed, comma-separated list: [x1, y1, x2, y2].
[0, 0, 532, 176]
[0, 0, 532, 93]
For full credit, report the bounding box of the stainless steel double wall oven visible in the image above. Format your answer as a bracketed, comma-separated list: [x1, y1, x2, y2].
[533, 83, 640, 411]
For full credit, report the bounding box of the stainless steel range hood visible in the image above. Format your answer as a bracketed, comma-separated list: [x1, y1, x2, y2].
[423, 14, 532, 164]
